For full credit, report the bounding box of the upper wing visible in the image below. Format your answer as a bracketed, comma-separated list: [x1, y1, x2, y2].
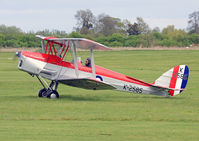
[36, 35, 111, 51]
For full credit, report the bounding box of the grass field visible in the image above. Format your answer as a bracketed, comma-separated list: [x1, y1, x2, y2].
[0, 50, 199, 141]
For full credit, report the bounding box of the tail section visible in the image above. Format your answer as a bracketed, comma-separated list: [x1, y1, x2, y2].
[153, 65, 189, 96]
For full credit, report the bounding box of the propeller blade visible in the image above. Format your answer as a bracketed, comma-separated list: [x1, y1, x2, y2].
[16, 51, 21, 58]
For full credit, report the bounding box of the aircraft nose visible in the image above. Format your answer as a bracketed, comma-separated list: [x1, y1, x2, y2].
[16, 51, 23, 68]
[16, 51, 21, 58]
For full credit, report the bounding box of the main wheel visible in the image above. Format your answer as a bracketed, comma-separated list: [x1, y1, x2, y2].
[47, 90, 59, 99]
[38, 88, 47, 97]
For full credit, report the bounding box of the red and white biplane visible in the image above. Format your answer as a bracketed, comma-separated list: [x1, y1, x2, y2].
[16, 35, 189, 98]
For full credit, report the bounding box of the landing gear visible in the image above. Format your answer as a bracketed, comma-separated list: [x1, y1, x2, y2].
[36, 75, 59, 99]
[38, 88, 47, 97]
[38, 89, 59, 98]
[47, 90, 59, 99]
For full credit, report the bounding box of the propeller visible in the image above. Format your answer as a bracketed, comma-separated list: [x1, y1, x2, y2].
[16, 51, 21, 58]
[12, 51, 21, 61]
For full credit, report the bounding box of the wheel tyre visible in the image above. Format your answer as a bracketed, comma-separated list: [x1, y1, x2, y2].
[47, 90, 59, 99]
[38, 88, 47, 97]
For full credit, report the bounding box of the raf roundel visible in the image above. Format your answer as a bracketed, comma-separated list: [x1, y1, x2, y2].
[96, 75, 103, 82]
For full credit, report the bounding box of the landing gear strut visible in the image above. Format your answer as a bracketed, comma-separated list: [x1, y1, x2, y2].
[36, 75, 59, 99]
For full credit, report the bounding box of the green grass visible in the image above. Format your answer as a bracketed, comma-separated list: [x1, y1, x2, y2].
[0, 50, 199, 141]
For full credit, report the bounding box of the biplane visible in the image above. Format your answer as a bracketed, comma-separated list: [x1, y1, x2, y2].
[16, 35, 189, 98]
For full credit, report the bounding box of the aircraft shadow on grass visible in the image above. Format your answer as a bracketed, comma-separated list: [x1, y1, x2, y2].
[8, 92, 186, 102]
[60, 94, 101, 101]
[5, 92, 186, 102]
[45, 93, 186, 101]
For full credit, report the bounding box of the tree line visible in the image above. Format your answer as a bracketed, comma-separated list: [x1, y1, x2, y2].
[0, 10, 199, 48]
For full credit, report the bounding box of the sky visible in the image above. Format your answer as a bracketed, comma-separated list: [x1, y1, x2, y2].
[0, 0, 199, 33]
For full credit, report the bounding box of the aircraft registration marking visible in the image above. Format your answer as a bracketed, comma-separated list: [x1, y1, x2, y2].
[173, 67, 188, 80]
[123, 84, 143, 93]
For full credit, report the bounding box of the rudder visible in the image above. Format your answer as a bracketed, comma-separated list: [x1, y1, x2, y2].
[153, 65, 189, 96]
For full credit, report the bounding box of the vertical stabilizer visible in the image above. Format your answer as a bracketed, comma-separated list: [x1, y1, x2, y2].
[153, 65, 189, 96]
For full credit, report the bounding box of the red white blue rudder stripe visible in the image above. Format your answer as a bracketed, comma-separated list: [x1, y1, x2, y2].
[180, 65, 189, 93]
[153, 65, 189, 96]
[168, 65, 189, 96]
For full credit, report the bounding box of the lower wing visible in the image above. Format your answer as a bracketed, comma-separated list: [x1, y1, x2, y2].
[59, 78, 115, 90]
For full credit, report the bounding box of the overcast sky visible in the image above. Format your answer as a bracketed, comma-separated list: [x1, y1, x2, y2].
[0, 0, 198, 33]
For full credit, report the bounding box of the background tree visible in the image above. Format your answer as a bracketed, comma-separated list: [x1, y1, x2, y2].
[123, 20, 140, 35]
[74, 9, 95, 34]
[136, 17, 150, 34]
[132, 17, 152, 47]
[124, 18, 150, 35]
[161, 25, 190, 46]
[152, 27, 160, 33]
[0, 24, 22, 34]
[1, 10, 199, 48]
[95, 14, 124, 36]
[162, 25, 175, 34]
[187, 11, 199, 34]
[36, 29, 67, 37]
